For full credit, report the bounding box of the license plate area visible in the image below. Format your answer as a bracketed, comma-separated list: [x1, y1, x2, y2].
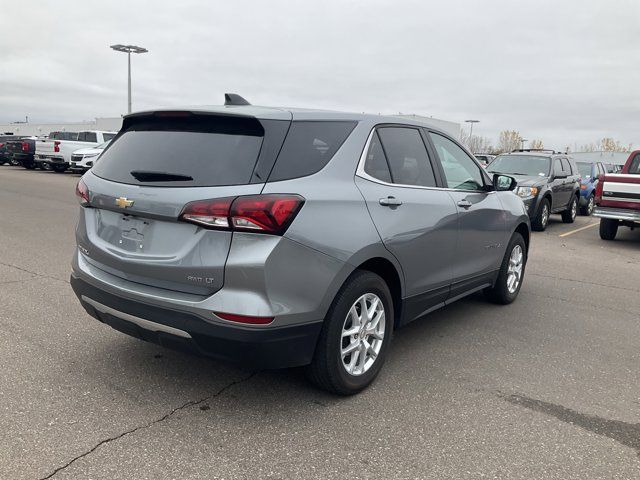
[118, 215, 151, 252]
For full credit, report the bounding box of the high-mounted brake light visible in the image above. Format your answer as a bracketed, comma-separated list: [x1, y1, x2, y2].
[75, 179, 90, 205]
[54, 141, 60, 153]
[179, 194, 305, 235]
[21, 142, 29, 152]
[214, 312, 274, 325]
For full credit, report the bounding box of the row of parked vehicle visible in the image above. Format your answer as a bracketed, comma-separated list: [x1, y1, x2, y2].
[473, 149, 626, 229]
[0, 130, 115, 173]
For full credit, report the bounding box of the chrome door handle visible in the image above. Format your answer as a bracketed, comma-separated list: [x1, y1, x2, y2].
[457, 199, 472, 209]
[379, 196, 403, 207]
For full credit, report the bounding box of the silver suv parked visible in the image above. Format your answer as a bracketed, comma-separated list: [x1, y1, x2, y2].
[71, 96, 530, 395]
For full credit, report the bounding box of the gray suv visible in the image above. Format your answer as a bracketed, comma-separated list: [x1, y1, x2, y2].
[71, 96, 530, 395]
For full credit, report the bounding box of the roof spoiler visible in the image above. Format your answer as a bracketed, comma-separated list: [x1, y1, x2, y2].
[224, 93, 251, 106]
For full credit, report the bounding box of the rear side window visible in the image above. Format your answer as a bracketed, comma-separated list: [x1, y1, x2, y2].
[363, 131, 392, 183]
[377, 127, 436, 187]
[267, 121, 357, 182]
[92, 115, 269, 187]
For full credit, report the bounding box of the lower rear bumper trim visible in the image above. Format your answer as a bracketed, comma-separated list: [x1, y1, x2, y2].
[81, 296, 192, 338]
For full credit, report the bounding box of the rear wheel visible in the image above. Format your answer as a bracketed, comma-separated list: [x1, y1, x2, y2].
[10, 157, 20, 166]
[52, 165, 67, 173]
[580, 194, 594, 216]
[562, 195, 578, 223]
[307, 270, 393, 395]
[599, 218, 618, 240]
[532, 198, 550, 231]
[484, 232, 526, 304]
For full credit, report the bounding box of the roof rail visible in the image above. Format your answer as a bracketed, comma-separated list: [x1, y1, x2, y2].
[511, 148, 558, 154]
[224, 93, 251, 106]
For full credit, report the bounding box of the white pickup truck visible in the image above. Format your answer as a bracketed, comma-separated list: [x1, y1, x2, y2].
[35, 130, 117, 172]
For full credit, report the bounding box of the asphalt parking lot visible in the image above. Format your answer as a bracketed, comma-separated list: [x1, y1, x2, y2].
[1, 166, 639, 479]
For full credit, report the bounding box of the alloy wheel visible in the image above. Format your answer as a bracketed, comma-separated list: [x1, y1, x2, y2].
[571, 198, 577, 220]
[587, 196, 594, 215]
[507, 245, 524, 294]
[340, 293, 385, 376]
[541, 205, 549, 228]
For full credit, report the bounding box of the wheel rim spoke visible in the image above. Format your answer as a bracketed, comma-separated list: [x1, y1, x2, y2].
[341, 293, 385, 376]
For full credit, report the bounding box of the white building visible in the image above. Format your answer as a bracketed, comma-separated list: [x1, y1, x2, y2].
[570, 151, 630, 166]
[0, 117, 123, 137]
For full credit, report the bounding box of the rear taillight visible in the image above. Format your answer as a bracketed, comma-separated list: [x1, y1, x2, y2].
[594, 174, 604, 204]
[21, 142, 29, 152]
[214, 312, 274, 325]
[179, 194, 305, 235]
[75, 179, 90, 206]
[54, 141, 60, 153]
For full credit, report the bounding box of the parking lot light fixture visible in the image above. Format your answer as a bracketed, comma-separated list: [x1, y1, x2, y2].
[110, 44, 148, 114]
[464, 119, 480, 142]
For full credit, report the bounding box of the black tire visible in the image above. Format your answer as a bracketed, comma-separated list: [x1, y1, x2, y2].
[531, 198, 550, 231]
[599, 218, 618, 240]
[306, 270, 393, 395]
[561, 195, 578, 223]
[580, 194, 594, 216]
[23, 161, 36, 170]
[52, 165, 67, 173]
[484, 232, 527, 305]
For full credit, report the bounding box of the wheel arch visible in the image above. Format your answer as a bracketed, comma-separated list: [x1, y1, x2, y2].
[513, 222, 530, 254]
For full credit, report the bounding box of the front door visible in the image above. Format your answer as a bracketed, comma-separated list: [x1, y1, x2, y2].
[355, 126, 457, 322]
[427, 131, 508, 299]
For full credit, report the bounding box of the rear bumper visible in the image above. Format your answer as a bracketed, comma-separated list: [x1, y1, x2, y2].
[70, 275, 323, 369]
[593, 207, 640, 222]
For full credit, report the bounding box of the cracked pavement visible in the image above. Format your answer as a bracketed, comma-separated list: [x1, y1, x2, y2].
[1, 167, 639, 479]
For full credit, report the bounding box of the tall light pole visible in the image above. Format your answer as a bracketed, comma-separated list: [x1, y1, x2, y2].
[520, 138, 528, 150]
[465, 119, 480, 147]
[110, 44, 148, 114]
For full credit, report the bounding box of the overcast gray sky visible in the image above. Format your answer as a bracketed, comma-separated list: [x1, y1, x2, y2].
[1, 0, 638, 149]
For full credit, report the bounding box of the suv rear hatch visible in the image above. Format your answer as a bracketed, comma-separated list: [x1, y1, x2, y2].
[78, 110, 291, 296]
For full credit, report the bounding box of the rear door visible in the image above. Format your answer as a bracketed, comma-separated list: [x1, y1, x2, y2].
[427, 131, 507, 298]
[355, 125, 457, 320]
[78, 112, 290, 296]
[550, 158, 570, 209]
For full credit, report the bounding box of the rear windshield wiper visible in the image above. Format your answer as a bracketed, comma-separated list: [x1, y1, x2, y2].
[130, 170, 193, 182]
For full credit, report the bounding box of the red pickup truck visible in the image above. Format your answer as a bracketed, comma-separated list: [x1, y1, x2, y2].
[594, 150, 640, 240]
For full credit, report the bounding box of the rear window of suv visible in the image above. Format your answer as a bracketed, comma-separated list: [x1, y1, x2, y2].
[92, 115, 272, 187]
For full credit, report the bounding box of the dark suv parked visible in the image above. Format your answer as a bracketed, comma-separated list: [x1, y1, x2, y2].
[487, 150, 580, 230]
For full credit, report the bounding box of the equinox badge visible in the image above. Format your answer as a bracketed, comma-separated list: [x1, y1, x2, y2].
[115, 197, 134, 208]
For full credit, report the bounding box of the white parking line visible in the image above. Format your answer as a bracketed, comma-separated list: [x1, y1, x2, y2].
[559, 222, 598, 237]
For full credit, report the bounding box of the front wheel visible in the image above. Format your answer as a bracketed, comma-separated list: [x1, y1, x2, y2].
[484, 232, 527, 304]
[532, 198, 550, 231]
[306, 271, 393, 395]
[562, 195, 578, 223]
[599, 218, 618, 240]
[580, 194, 594, 216]
[52, 165, 67, 173]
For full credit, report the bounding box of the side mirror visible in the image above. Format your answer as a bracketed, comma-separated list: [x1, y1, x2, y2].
[493, 174, 517, 191]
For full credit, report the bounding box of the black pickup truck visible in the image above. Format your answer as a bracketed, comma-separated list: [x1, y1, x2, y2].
[5, 137, 39, 169]
[0, 135, 21, 165]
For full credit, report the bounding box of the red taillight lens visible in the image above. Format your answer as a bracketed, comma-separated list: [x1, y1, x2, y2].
[21, 142, 29, 152]
[75, 179, 90, 205]
[179, 196, 234, 228]
[54, 141, 60, 153]
[594, 174, 604, 203]
[179, 194, 304, 235]
[230, 195, 304, 233]
[214, 312, 274, 325]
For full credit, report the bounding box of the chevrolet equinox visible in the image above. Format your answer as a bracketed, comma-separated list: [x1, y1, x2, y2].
[71, 95, 530, 395]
